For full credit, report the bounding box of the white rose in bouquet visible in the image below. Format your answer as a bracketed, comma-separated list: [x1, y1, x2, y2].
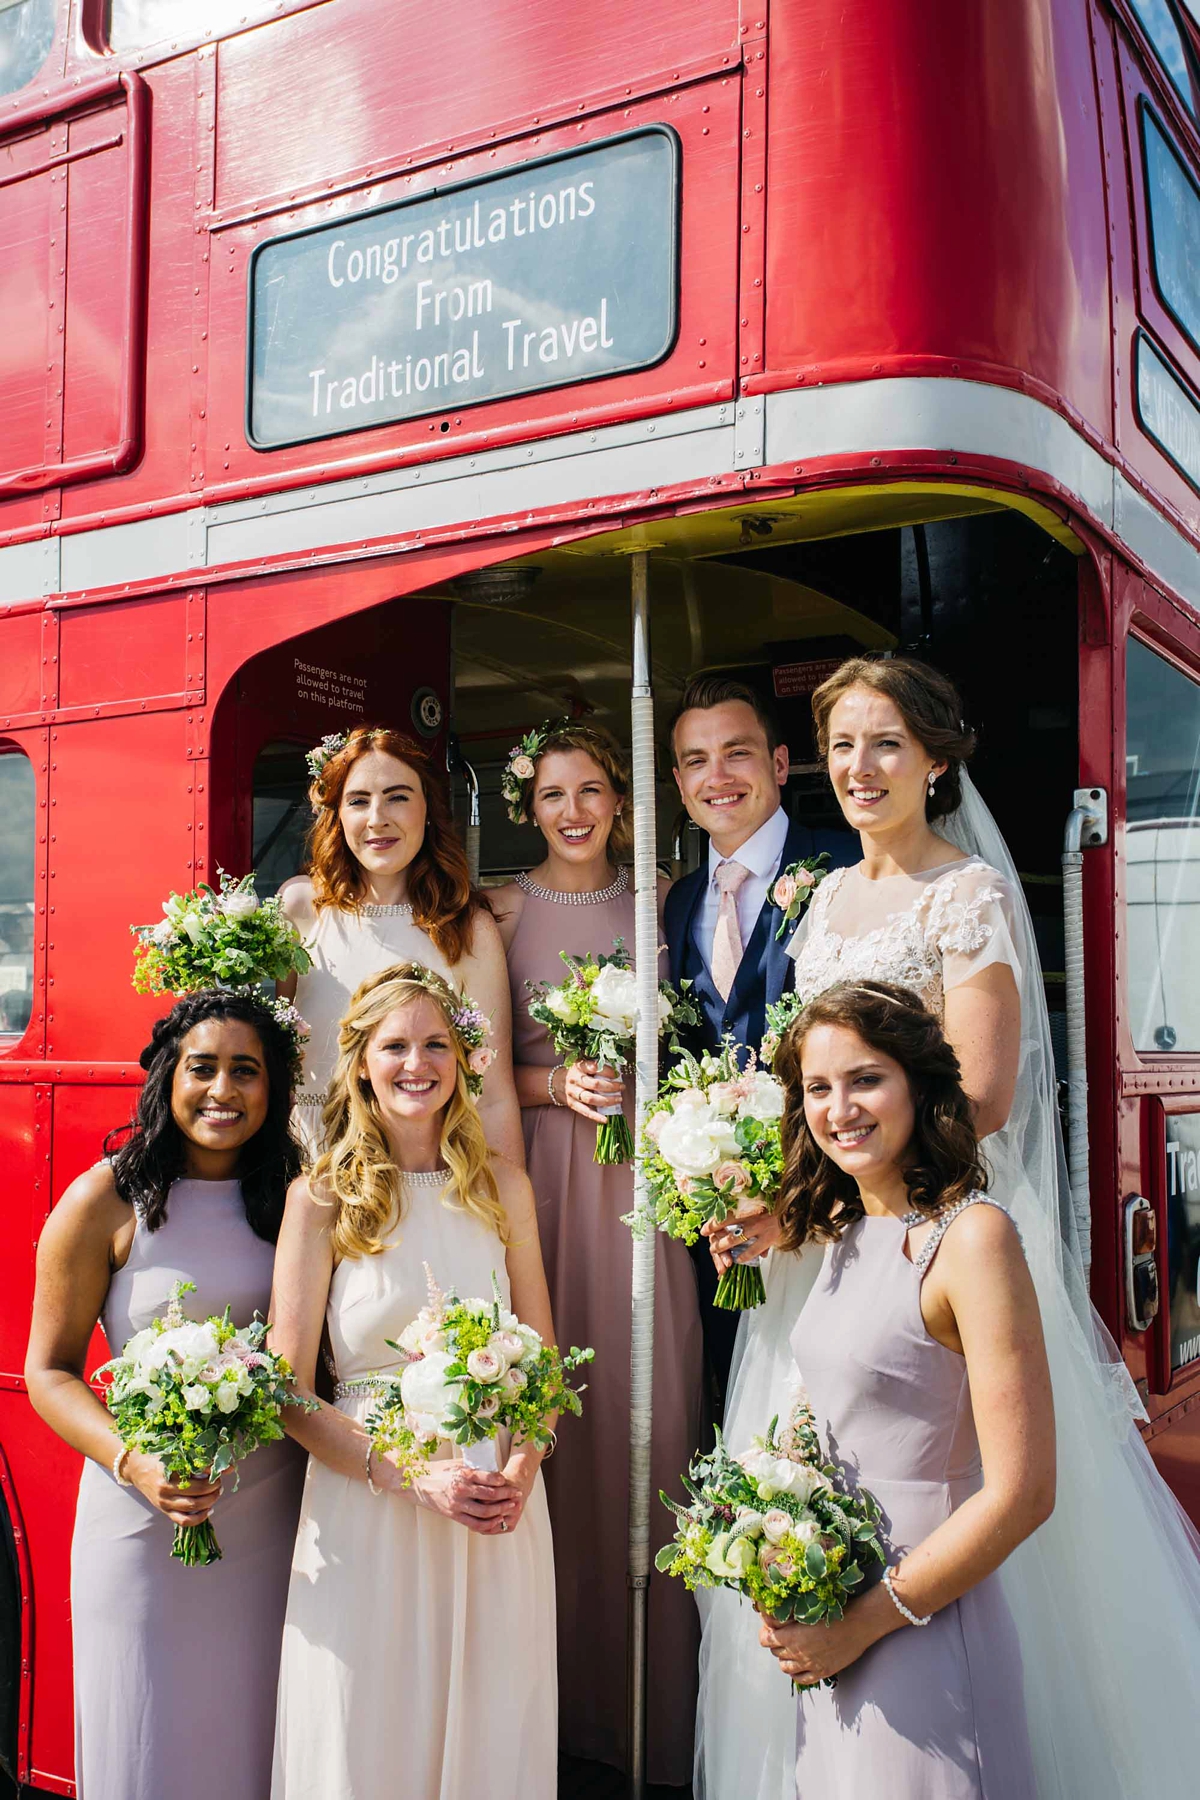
[656, 988, 674, 1029]
[146, 1321, 221, 1378]
[761, 1508, 794, 1545]
[215, 1382, 242, 1414]
[218, 890, 260, 920]
[672, 1087, 709, 1114]
[490, 1330, 526, 1365]
[400, 1350, 462, 1424]
[546, 987, 578, 1024]
[769, 1459, 831, 1504]
[182, 1384, 212, 1413]
[465, 1347, 504, 1384]
[590, 963, 639, 1036]
[657, 1108, 740, 1178]
[707, 1081, 743, 1116]
[737, 1071, 786, 1121]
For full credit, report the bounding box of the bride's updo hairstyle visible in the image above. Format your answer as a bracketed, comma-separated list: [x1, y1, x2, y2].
[307, 726, 486, 965]
[518, 721, 633, 862]
[773, 980, 987, 1250]
[314, 963, 505, 1260]
[810, 656, 977, 821]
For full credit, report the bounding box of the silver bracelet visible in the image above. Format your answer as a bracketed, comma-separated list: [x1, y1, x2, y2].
[882, 1567, 931, 1627]
[112, 1443, 133, 1487]
[365, 1440, 382, 1497]
[547, 1064, 565, 1107]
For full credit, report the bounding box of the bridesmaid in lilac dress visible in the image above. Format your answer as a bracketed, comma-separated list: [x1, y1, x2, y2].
[25, 992, 305, 1800]
[759, 981, 1054, 1800]
[494, 720, 704, 1786]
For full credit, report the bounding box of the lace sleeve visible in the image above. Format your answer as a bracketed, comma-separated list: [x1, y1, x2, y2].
[927, 862, 1023, 992]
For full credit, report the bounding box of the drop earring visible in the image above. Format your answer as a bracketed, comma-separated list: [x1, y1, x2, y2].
[927, 771, 937, 798]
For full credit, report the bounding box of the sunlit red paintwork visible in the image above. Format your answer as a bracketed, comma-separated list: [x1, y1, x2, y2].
[3, 0, 1200, 1790]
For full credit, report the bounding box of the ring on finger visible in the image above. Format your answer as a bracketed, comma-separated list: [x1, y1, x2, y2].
[728, 1223, 745, 1241]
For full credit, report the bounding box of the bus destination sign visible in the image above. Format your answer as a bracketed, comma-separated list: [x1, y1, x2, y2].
[247, 128, 679, 449]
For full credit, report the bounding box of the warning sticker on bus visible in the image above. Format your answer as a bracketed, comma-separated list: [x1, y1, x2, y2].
[246, 128, 679, 450]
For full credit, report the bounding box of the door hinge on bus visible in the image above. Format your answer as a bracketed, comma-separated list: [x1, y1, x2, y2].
[733, 396, 765, 472]
[1068, 786, 1108, 848]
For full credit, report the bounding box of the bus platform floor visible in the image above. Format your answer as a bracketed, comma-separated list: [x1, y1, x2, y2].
[558, 1755, 692, 1799]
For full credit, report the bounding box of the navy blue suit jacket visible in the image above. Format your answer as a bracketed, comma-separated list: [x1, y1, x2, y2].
[664, 816, 859, 1060]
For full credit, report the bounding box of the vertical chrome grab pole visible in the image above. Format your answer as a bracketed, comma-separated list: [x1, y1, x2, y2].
[627, 550, 657, 1800]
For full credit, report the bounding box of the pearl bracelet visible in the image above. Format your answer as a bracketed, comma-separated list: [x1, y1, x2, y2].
[112, 1443, 132, 1487]
[882, 1567, 931, 1628]
[547, 1064, 565, 1107]
[365, 1441, 382, 1497]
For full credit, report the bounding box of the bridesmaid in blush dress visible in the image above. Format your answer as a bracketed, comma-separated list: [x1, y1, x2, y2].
[758, 980, 1053, 1800]
[25, 992, 305, 1800]
[493, 720, 704, 1786]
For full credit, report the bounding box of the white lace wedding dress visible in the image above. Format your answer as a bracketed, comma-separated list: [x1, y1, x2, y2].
[695, 822, 1200, 1800]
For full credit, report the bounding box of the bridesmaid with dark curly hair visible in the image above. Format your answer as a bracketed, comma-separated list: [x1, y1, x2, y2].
[25, 990, 305, 1800]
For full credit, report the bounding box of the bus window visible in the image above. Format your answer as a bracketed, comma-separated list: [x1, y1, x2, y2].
[0, 750, 35, 1044]
[252, 740, 311, 900]
[0, 0, 56, 98]
[1126, 637, 1200, 1052]
[1130, 0, 1198, 117]
[106, 0, 284, 50]
[1164, 1111, 1200, 1369]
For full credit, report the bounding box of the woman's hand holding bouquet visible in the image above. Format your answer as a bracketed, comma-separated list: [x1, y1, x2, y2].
[365, 1266, 594, 1520]
[632, 1041, 786, 1309]
[95, 1281, 314, 1566]
[527, 939, 698, 1164]
[657, 1387, 884, 1688]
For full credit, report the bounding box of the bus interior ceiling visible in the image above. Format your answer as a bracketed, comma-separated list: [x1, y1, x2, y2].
[250, 500, 1079, 1031]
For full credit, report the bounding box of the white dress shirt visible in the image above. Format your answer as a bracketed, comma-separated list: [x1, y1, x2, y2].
[694, 806, 790, 978]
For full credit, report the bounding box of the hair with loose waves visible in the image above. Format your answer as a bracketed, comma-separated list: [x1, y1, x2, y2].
[810, 656, 977, 822]
[520, 721, 633, 862]
[105, 990, 301, 1242]
[773, 980, 987, 1250]
[314, 963, 506, 1261]
[307, 725, 487, 965]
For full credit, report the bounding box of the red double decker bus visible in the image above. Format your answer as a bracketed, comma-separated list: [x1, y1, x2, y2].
[3, 0, 1200, 1789]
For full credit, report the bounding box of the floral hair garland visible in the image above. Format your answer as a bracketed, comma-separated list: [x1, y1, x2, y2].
[404, 964, 495, 1096]
[306, 732, 350, 784]
[501, 718, 570, 824]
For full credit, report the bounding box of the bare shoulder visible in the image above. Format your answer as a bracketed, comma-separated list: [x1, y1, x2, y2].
[936, 1200, 1025, 1274]
[282, 1171, 335, 1235]
[42, 1161, 130, 1250]
[465, 902, 506, 960]
[489, 880, 525, 948]
[278, 874, 316, 926]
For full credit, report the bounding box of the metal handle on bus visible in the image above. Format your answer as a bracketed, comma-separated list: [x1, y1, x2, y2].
[1061, 786, 1108, 1277]
[1123, 1194, 1160, 1334]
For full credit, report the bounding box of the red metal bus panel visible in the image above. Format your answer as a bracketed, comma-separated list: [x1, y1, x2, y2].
[756, 0, 1113, 437]
[57, 593, 188, 712]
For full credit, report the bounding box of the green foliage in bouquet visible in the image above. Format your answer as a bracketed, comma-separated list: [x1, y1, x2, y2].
[131, 868, 313, 995]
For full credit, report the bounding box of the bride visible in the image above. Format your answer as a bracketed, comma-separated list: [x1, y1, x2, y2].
[697, 655, 1200, 1800]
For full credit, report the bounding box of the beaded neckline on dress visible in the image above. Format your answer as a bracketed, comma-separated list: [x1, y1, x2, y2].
[398, 1167, 450, 1187]
[516, 867, 629, 905]
[359, 902, 414, 917]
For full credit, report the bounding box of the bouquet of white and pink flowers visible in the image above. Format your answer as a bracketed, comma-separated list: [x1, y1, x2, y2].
[131, 868, 312, 1064]
[633, 1042, 786, 1310]
[657, 1390, 884, 1685]
[94, 1281, 312, 1567]
[526, 938, 699, 1165]
[364, 1266, 594, 1483]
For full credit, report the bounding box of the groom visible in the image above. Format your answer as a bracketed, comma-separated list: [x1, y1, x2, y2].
[663, 674, 857, 1394]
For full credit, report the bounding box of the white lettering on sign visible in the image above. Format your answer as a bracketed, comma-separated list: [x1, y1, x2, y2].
[294, 658, 369, 711]
[249, 132, 678, 448]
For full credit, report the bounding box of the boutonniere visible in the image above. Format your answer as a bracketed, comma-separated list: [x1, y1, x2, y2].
[768, 854, 830, 941]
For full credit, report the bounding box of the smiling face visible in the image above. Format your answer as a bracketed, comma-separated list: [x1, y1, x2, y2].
[531, 747, 622, 867]
[170, 1019, 270, 1170]
[361, 994, 460, 1129]
[672, 700, 789, 856]
[338, 749, 428, 881]
[799, 1022, 916, 1192]
[825, 686, 946, 839]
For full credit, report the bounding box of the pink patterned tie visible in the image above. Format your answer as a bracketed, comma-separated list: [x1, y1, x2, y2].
[711, 859, 751, 1002]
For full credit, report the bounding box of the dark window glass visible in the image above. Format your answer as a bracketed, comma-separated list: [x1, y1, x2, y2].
[1163, 1111, 1200, 1368]
[1143, 107, 1200, 356]
[1126, 637, 1200, 1053]
[252, 741, 310, 899]
[1131, 0, 1197, 116]
[0, 0, 56, 99]
[0, 752, 35, 1043]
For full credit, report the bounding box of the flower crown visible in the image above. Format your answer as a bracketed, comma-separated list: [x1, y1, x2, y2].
[404, 964, 495, 1095]
[306, 732, 350, 783]
[500, 718, 570, 824]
